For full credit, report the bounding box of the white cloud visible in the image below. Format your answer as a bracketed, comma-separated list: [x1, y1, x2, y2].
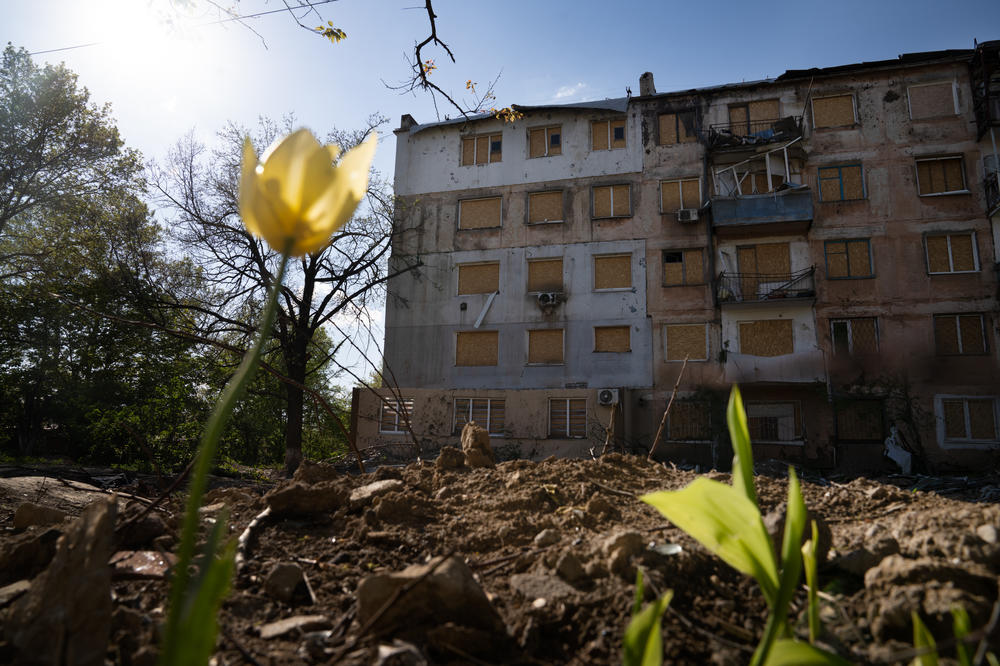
[551, 82, 588, 103]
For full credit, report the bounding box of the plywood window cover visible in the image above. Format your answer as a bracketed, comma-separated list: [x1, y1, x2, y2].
[907, 81, 958, 120]
[659, 178, 701, 213]
[811, 93, 857, 129]
[526, 258, 563, 293]
[549, 398, 587, 439]
[527, 190, 564, 224]
[379, 398, 414, 433]
[831, 317, 879, 356]
[593, 184, 632, 219]
[594, 254, 632, 290]
[817, 164, 865, 201]
[739, 319, 795, 357]
[528, 126, 562, 158]
[824, 239, 873, 279]
[925, 232, 979, 274]
[658, 111, 697, 145]
[458, 196, 502, 230]
[457, 262, 500, 295]
[934, 314, 987, 356]
[455, 330, 499, 366]
[662, 248, 704, 286]
[453, 397, 505, 436]
[594, 325, 631, 353]
[592, 118, 626, 151]
[461, 133, 502, 166]
[664, 323, 709, 362]
[527, 328, 564, 365]
[937, 395, 1000, 444]
[916, 156, 967, 196]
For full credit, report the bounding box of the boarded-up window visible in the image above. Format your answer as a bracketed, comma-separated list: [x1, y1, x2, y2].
[935, 314, 987, 355]
[456, 330, 499, 366]
[379, 398, 413, 433]
[660, 179, 700, 212]
[457, 262, 499, 295]
[818, 165, 865, 201]
[528, 329, 563, 364]
[592, 118, 626, 150]
[916, 157, 966, 195]
[831, 318, 879, 356]
[667, 401, 711, 440]
[740, 319, 794, 357]
[662, 249, 704, 286]
[750, 172, 785, 194]
[528, 191, 563, 223]
[825, 239, 873, 278]
[459, 197, 502, 229]
[461, 134, 502, 165]
[812, 94, 856, 128]
[926, 233, 978, 273]
[729, 104, 749, 134]
[594, 326, 630, 352]
[593, 184, 631, 218]
[750, 99, 780, 122]
[528, 126, 562, 158]
[527, 258, 563, 292]
[837, 400, 884, 441]
[658, 111, 697, 144]
[941, 397, 998, 441]
[549, 398, 587, 438]
[665, 323, 707, 361]
[747, 402, 801, 441]
[594, 254, 632, 290]
[908, 82, 957, 120]
[454, 398, 505, 436]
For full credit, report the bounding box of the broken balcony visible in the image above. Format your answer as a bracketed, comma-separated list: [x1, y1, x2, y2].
[711, 186, 814, 236]
[985, 171, 1000, 216]
[707, 116, 803, 150]
[715, 267, 815, 305]
[723, 349, 826, 384]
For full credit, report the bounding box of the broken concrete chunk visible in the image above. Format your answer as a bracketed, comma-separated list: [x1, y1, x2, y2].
[533, 528, 561, 547]
[976, 524, 998, 545]
[13, 502, 68, 529]
[258, 614, 331, 640]
[350, 479, 405, 510]
[461, 422, 495, 468]
[264, 480, 348, 515]
[110, 550, 177, 580]
[435, 446, 465, 470]
[264, 562, 316, 604]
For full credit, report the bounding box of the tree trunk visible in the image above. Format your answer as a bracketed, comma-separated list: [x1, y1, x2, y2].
[283, 332, 309, 477]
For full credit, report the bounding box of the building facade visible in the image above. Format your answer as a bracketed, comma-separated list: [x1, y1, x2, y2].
[352, 42, 1000, 473]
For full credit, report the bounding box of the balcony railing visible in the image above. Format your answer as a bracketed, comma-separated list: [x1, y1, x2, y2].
[985, 172, 1000, 215]
[716, 267, 815, 304]
[708, 116, 802, 149]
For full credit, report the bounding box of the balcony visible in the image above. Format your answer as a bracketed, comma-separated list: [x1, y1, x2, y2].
[723, 350, 826, 384]
[707, 116, 803, 150]
[985, 172, 1000, 216]
[711, 185, 813, 237]
[716, 267, 815, 305]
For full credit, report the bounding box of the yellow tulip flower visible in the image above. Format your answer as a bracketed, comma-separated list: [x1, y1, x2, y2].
[239, 128, 376, 256]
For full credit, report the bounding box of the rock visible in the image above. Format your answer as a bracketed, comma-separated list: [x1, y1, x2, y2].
[198, 502, 227, 515]
[509, 573, 577, 602]
[461, 422, 495, 468]
[832, 537, 900, 577]
[585, 495, 619, 519]
[293, 459, 341, 484]
[607, 547, 635, 580]
[258, 614, 331, 640]
[555, 551, 586, 584]
[356, 556, 506, 638]
[265, 562, 316, 604]
[435, 446, 465, 470]
[601, 530, 644, 559]
[12, 502, 68, 529]
[0, 580, 30, 608]
[264, 480, 348, 515]
[376, 639, 427, 666]
[505, 471, 523, 488]
[976, 524, 998, 545]
[5, 496, 116, 665]
[115, 509, 169, 549]
[350, 479, 405, 510]
[0, 527, 62, 586]
[533, 528, 561, 547]
[110, 550, 177, 580]
[762, 505, 832, 564]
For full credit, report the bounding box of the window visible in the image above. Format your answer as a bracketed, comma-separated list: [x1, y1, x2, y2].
[938, 396, 999, 444]
[812, 94, 857, 129]
[594, 254, 632, 290]
[457, 262, 499, 295]
[824, 239, 873, 279]
[528, 329, 564, 364]
[836, 400, 884, 442]
[818, 165, 865, 201]
[528, 191, 563, 224]
[926, 233, 978, 274]
[662, 249, 704, 286]
[739, 320, 794, 357]
[456, 330, 499, 366]
[461, 133, 502, 165]
[527, 258, 563, 292]
[594, 326, 630, 352]
[379, 398, 413, 433]
[454, 398, 505, 436]
[528, 126, 561, 158]
[916, 156, 966, 195]
[658, 111, 697, 144]
[908, 82, 958, 120]
[746, 402, 801, 442]
[664, 323, 708, 361]
[458, 197, 502, 230]
[592, 118, 626, 150]
[593, 184, 631, 218]
[728, 99, 779, 135]
[660, 178, 700, 212]
[667, 401, 711, 441]
[934, 314, 987, 355]
[831, 318, 879, 356]
[549, 398, 587, 438]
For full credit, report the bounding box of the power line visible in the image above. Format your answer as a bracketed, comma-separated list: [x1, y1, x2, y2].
[29, 0, 339, 56]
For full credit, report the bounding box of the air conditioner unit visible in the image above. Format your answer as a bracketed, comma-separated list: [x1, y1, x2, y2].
[677, 208, 699, 223]
[597, 388, 620, 406]
[536, 291, 563, 307]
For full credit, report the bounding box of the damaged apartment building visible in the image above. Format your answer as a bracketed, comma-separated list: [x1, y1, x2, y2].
[351, 41, 1000, 473]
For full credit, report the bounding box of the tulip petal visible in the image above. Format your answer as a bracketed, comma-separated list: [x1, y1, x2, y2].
[238, 138, 262, 236]
[259, 129, 322, 218]
[302, 134, 376, 234]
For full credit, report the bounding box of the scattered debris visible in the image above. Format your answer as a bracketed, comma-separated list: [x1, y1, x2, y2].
[258, 614, 331, 640]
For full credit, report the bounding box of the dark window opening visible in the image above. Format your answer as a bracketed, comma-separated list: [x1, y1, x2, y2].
[832, 321, 850, 356]
[613, 126, 625, 141]
[550, 133, 561, 146]
[490, 140, 502, 154]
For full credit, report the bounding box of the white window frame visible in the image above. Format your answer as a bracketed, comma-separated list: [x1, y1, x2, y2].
[528, 125, 562, 158]
[548, 398, 587, 439]
[934, 395, 1000, 450]
[810, 93, 857, 129]
[592, 184, 632, 219]
[461, 133, 502, 166]
[830, 317, 879, 356]
[934, 313, 987, 355]
[906, 81, 959, 120]
[924, 232, 980, 274]
[379, 398, 413, 434]
[915, 156, 968, 196]
[592, 118, 627, 150]
[453, 398, 506, 437]
[745, 402, 803, 445]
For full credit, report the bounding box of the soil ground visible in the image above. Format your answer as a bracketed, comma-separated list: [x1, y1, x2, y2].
[1, 454, 998, 665]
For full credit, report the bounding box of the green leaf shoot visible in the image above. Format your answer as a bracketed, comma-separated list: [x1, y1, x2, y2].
[912, 611, 939, 666]
[727, 385, 757, 505]
[802, 520, 821, 644]
[763, 639, 851, 666]
[623, 579, 673, 666]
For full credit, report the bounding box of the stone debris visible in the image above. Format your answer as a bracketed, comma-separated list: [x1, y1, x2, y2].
[350, 479, 405, 510]
[264, 480, 348, 515]
[258, 614, 331, 640]
[375, 639, 427, 666]
[555, 550, 586, 584]
[12, 502, 68, 529]
[832, 536, 900, 577]
[292, 459, 341, 484]
[0, 527, 62, 586]
[5, 496, 116, 665]
[976, 523, 998, 545]
[510, 573, 578, 603]
[460, 422, 495, 468]
[0, 580, 30, 607]
[116, 506, 169, 549]
[264, 562, 316, 604]
[110, 549, 176, 580]
[533, 528, 561, 547]
[434, 446, 465, 470]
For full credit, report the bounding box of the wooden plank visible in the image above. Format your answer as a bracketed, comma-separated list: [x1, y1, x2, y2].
[909, 82, 955, 119]
[547, 127, 562, 156]
[917, 160, 938, 193]
[461, 137, 475, 166]
[684, 249, 704, 284]
[677, 111, 697, 143]
[660, 181, 681, 212]
[475, 136, 489, 165]
[738, 246, 759, 297]
[968, 399, 997, 439]
[529, 191, 563, 223]
[459, 197, 501, 229]
[959, 315, 985, 354]
[739, 319, 793, 357]
[593, 186, 612, 218]
[658, 113, 677, 145]
[819, 171, 842, 201]
[749, 99, 779, 122]
[527, 258, 563, 291]
[665, 323, 707, 361]
[943, 158, 964, 191]
[757, 243, 790, 275]
[456, 330, 498, 366]
[457, 262, 499, 294]
[950, 234, 975, 271]
[813, 94, 855, 128]
[851, 318, 878, 353]
[847, 240, 870, 276]
[611, 119, 626, 148]
[680, 179, 700, 208]
[942, 399, 966, 438]
[842, 165, 864, 199]
[612, 184, 631, 216]
[594, 326, 630, 352]
[729, 105, 749, 133]
[591, 120, 609, 150]
[528, 329, 564, 364]
[594, 255, 631, 289]
[934, 316, 959, 354]
[529, 128, 546, 158]
[926, 236, 951, 272]
[488, 134, 502, 163]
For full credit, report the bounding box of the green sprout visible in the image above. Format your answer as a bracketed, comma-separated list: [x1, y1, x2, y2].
[623, 569, 673, 666]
